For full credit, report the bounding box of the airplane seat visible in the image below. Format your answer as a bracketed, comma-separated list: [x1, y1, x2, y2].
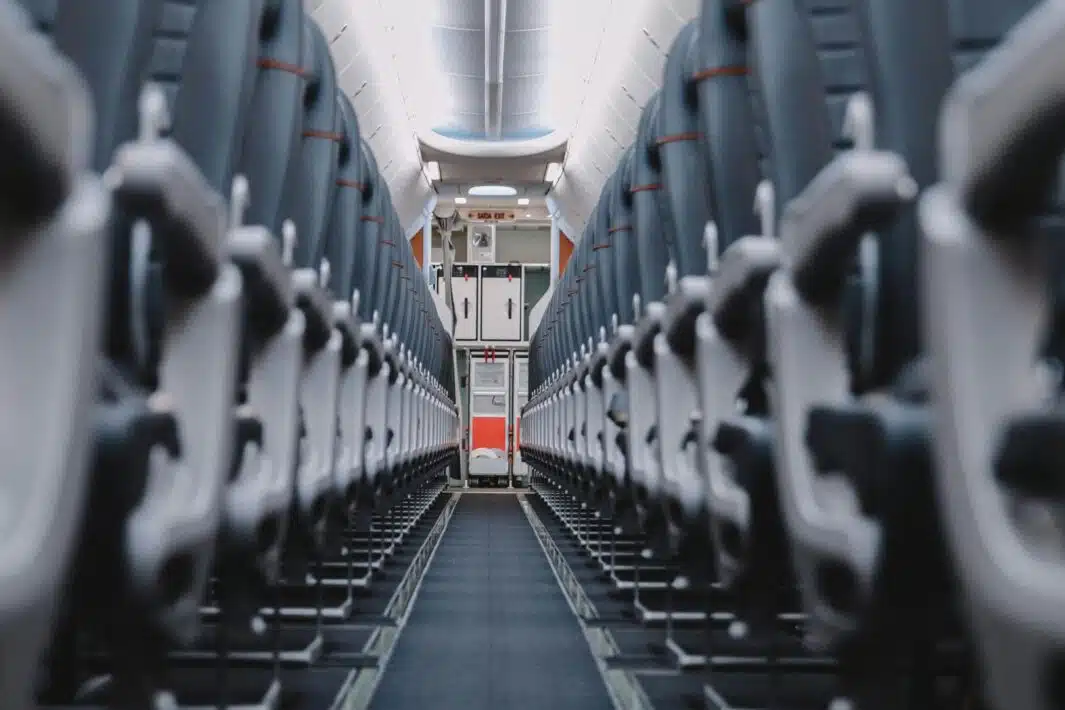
[149, 0, 302, 635]
[917, 2, 1065, 709]
[587, 166, 634, 515]
[351, 145, 390, 524]
[237, 0, 305, 235]
[752, 0, 960, 702]
[286, 19, 339, 271]
[350, 141, 378, 323]
[325, 93, 367, 524]
[328, 94, 366, 304]
[580, 184, 620, 504]
[388, 231, 419, 494]
[631, 93, 673, 306]
[566, 231, 596, 494]
[549, 234, 589, 492]
[651, 21, 720, 575]
[30, 0, 256, 702]
[281, 17, 344, 561]
[687, 0, 782, 616]
[599, 148, 640, 519]
[626, 95, 674, 535]
[71, 2, 260, 692]
[20, 0, 167, 704]
[139, 0, 266, 617]
[578, 186, 615, 503]
[210, 0, 306, 614]
[373, 192, 404, 506]
[0, 3, 109, 705]
[739, 0, 854, 659]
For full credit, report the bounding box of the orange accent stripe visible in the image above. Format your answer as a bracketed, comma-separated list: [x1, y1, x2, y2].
[656, 132, 703, 146]
[630, 183, 661, 193]
[692, 65, 749, 81]
[362, 216, 385, 224]
[336, 179, 367, 191]
[608, 225, 632, 234]
[303, 129, 343, 142]
[257, 58, 307, 77]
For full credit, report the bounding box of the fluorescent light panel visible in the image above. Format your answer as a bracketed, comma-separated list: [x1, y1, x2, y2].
[468, 185, 518, 197]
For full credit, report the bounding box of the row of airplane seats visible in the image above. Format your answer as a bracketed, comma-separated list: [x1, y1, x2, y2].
[0, 0, 459, 707]
[522, 1, 1065, 710]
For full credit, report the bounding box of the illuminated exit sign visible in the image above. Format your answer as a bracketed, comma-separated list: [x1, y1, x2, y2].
[463, 209, 516, 223]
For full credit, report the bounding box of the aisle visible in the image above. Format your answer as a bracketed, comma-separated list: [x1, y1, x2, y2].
[370, 494, 613, 710]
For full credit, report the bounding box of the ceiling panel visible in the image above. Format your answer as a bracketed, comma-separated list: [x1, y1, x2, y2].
[436, 0, 484, 30]
[501, 112, 549, 134]
[503, 28, 549, 76]
[505, 1, 551, 30]
[501, 75, 546, 116]
[434, 26, 485, 74]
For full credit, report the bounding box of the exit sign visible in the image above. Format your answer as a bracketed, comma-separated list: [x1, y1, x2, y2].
[463, 209, 516, 223]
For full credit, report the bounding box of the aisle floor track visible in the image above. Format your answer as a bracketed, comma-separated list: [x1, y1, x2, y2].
[369, 494, 615, 710]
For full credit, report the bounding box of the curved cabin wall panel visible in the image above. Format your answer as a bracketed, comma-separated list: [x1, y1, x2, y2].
[547, 0, 697, 237]
[306, 0, 435, 235]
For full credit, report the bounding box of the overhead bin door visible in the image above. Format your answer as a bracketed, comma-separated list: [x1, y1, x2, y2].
[480, 264, 523, 341]
[452, 264, 479, 341]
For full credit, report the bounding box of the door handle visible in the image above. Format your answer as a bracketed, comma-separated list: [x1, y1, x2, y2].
[507, 298, 513, 319]
[463, 297, 469, 319]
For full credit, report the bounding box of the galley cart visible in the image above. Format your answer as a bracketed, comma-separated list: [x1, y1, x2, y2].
[467, 349, 511, 486]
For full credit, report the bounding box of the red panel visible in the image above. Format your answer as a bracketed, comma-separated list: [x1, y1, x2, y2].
[471, 417, 507, 451]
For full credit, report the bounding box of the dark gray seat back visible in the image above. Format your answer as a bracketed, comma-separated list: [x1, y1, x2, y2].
[610, 147, 641, 325]
[631, 94, 673, 304]
[237, 0, 305, 235]
[355, 143, 385, 322]
[657, 22, 714, 276]
[747, 0, 835, 220]
[697, 0, 760, 247]
[150, 0, 264, 194]
[284, 18, 339, 269]
[326, 93, 365, 303]
[590, 176, 617, 336]
[51, 0, 166, 172]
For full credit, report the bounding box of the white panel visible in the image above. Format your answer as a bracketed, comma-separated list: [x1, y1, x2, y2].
[643, 3, 688, 50]
[630, 36, 667, 87]
[479, 265, 524, 341]
[331, 29, 360, 70]
[311, 0, 347, 32]
[606, 91, 640, 138]
[620, 59, 659, 109]
[452, 265, 479, 341]
[668, 0, 702, 24]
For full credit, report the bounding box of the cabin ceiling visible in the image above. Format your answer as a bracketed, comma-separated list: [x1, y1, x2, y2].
[305, 0, 700, 238]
